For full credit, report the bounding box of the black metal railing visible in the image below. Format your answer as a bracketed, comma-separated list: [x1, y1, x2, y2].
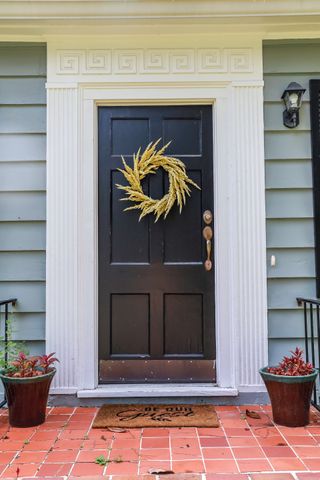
[0, 298, 17, 408]
[297, 297, 320, 410]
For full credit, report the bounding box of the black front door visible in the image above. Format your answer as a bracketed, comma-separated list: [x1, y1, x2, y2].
[98, 105, 215, 383]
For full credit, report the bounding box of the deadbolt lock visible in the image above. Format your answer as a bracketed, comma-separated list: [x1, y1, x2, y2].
[203, 210, 213, 225]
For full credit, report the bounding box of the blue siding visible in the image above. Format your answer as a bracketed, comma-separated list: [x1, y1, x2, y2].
[263, 41, 318, 365]
[0, 44, 46, 355]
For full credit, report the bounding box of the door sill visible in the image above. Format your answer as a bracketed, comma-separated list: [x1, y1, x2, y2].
[77, 384, 238, 398]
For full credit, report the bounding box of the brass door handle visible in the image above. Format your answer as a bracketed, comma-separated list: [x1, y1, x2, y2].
[203, 226, 213, 271]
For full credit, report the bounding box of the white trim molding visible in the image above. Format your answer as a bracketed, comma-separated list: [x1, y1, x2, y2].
[45, 35, 267, 395]
[46, 86, 79, 391]
[232, 84, 268, 389]
[47, 36, 262, 84]
[55, 48, 254, 76]
[3, 2, 320, 38]
[2, 1, 320, 21]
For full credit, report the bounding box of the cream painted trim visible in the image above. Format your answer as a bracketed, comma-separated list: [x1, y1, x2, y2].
[76, 85, 234, 392]
[3, 2, 320, 39]
[2, 0, 320, 21]
[46, 37, 262, 84]
[45, 33, 267, 395]
[50, 387, 78, 394]
[47, 81, 267, 394]
[46, 86, 79, 392]
[238, 385, 267, 393]
[232, 84, 268, 388]
[55, 48, 254, 76]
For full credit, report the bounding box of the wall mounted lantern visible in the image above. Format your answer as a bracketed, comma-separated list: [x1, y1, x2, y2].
[281, 82, 306, 128]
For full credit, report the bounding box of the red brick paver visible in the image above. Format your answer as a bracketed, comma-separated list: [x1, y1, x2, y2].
[0, 406, 319, 478]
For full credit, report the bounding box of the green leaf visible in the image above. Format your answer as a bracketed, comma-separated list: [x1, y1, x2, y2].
[95, 455, 109, 466]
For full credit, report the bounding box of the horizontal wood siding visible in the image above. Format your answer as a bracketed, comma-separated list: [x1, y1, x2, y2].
[0, 44, 46, 355]
[264, 42, 318, 365]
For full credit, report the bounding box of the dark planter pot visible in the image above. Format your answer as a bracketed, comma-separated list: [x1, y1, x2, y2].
[260, 367, 318, 427]
[0, 369, 56, 428]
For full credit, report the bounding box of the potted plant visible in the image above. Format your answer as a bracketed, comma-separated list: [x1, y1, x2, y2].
[260, 347, 318, 427]
[0, 352, 59, 427]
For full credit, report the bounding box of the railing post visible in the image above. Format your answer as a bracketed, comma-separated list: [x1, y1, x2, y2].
[4, 303, 8, 369]
[304, 302, 309, 362]
[297, 297, 320, 410]
[0, 299, 17, 408]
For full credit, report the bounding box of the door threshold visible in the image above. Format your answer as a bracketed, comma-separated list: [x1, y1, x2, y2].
[77, 384, 238, 398]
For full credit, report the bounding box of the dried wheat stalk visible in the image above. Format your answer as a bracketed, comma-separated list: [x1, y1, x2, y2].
[116, 139, 200, 221]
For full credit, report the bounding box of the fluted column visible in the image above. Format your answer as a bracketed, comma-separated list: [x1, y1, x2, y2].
[231, 83, 268, 389]
[46, 85, 78, 392]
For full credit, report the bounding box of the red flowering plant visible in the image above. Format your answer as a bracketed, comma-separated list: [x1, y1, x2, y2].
[4, 352, 59, 378]
[268, 347, 314, 376]
[37, 353, 59, 374]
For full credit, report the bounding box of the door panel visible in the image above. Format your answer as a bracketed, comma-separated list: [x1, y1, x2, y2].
[111, 170, 150, 264]
[164, 294, 203, 355]
[110, 294, 150, 356]
[98, 105, 215, 383]
[163, 171, 202, 264]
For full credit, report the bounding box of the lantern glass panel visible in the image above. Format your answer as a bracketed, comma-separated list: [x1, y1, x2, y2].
[288, 92, 299, 109]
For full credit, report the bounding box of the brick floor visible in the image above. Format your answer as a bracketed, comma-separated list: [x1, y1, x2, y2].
[0, 405, 319, 479]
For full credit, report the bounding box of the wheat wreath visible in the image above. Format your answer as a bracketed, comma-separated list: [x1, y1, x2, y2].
[116, 139, 201, 222]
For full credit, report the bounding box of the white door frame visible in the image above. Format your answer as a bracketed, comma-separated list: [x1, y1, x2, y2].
[46, 80, 268, 394]
[79, 84, 232, 391]
[45, 37, 268, 395]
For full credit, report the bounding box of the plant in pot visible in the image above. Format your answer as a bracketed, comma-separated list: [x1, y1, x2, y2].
[0, 352, 59, 428]
[260, 347, 318, 427]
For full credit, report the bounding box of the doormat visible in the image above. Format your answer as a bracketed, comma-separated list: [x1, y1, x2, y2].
[92, 404, 219, 428]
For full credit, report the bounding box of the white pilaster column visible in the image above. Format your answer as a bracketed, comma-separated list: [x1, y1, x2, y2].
[231, 83, 268, 390]
[46, 85, 78, 393]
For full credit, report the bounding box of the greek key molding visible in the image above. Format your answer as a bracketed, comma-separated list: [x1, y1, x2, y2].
[56, 48, 253, 75]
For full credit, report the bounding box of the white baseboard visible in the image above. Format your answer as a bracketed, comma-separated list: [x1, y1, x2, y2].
[50, 387, 78, 394]
[238, 385, 267, 393]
